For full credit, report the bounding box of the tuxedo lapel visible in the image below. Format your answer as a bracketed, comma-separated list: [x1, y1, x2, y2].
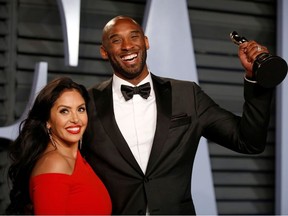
[93, 79, 143, 175]
[146, 74, 172, 175]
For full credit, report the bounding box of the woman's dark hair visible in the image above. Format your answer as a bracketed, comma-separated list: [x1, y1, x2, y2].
[6, 77, 89, 214]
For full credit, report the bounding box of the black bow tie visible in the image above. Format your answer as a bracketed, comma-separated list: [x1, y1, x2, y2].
[121, 82, 151, 101]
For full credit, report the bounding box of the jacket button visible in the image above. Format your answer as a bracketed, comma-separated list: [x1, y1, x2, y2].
[144, 177, 149, 183]
[137, 210, 144, 214]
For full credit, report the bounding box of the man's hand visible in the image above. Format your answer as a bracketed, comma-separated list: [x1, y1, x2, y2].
[238, 40, 269, 79]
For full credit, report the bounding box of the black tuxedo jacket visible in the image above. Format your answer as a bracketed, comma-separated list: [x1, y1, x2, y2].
[82, 73, 273, 215]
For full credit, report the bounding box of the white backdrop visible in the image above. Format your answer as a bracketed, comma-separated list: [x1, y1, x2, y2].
[276, 0, 288, 214]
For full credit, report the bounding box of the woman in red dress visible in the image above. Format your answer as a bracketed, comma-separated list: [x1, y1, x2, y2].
[6, 77, 112, 215]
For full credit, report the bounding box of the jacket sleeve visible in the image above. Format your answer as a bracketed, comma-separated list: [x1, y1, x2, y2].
[197, 80, 274, 153]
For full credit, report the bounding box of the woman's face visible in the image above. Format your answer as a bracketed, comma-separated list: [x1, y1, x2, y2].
[47, 89, 87, 147]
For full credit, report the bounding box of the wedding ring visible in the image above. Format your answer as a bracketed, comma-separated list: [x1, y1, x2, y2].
[257, 46, 262, 51]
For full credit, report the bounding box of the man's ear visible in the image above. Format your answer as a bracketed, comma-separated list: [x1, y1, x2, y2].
[100, 45, 109, 60]
[145, 36, 150, 50]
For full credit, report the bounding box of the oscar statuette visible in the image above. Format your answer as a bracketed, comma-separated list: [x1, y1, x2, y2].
[230, 31, 287, 88]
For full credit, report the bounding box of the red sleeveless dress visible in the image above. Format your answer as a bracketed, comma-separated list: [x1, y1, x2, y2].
[30, 150, 112, 215]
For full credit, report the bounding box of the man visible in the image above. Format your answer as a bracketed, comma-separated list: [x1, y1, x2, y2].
[82, 15, 274, 215]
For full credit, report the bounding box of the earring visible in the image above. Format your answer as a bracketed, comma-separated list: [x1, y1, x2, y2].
[79, 138, 82, 150]
[47, 128, 57, 148]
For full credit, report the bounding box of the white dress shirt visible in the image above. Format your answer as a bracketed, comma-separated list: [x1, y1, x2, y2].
[112, 73, 157, 174]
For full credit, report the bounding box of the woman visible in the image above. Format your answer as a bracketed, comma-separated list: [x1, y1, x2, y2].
[6, 77, 112, 215]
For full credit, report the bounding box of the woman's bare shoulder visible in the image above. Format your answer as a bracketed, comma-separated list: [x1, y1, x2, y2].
[31, 150, 73, 177]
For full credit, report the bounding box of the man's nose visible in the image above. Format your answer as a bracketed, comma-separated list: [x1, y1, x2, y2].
[121, 38, 134, 50]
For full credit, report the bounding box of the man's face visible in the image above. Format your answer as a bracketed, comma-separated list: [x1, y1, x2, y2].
[101, 18, 149, 81]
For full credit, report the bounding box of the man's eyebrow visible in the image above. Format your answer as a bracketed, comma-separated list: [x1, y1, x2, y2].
[130, 30, 142, 35]
[108, 30, 142, 39]
[108, 34, 119, 40]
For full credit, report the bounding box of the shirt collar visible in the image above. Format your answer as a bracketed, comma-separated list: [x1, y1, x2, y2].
[112, 73, 154, 100]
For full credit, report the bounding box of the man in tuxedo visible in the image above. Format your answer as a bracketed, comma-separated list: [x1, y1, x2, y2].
[82, 15, 274, 215]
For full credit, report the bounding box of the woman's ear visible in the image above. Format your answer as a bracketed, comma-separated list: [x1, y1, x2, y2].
[46, 122, 51, 130]
[100, 45, 109, 60]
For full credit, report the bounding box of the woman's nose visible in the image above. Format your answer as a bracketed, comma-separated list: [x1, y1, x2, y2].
[70, 112, 79, 123]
